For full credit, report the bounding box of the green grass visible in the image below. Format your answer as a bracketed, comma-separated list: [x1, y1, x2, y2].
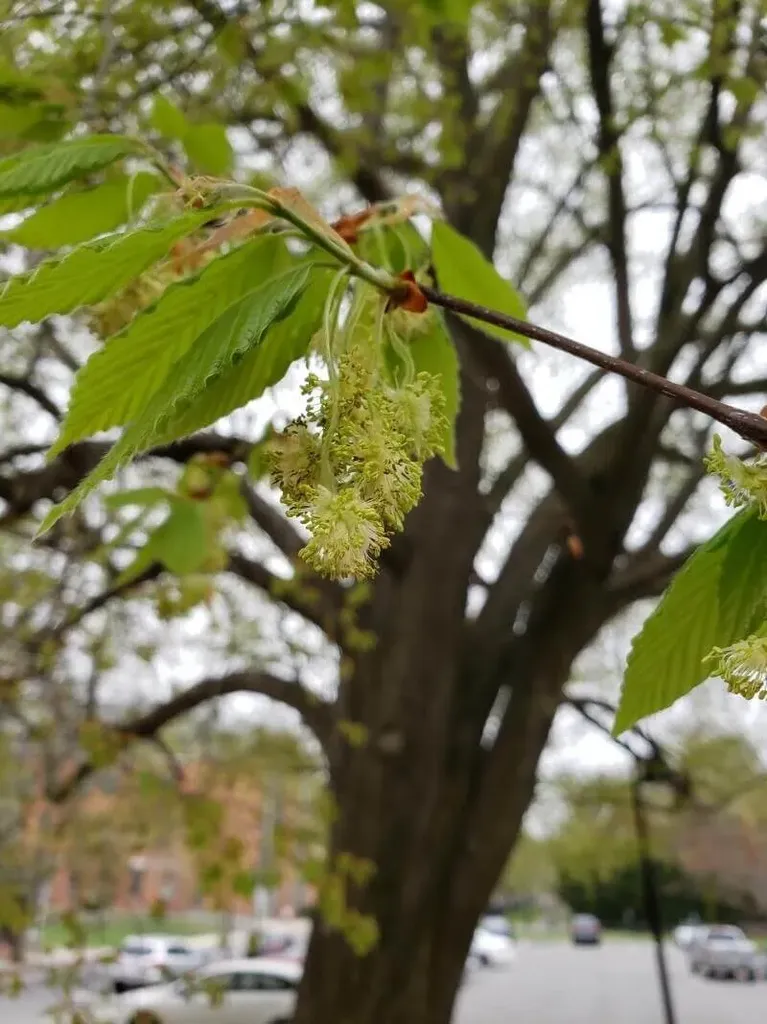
[37, 916, 210, 950]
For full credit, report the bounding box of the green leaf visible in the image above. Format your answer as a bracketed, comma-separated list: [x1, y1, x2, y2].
[109, 498, 210, 588]
[150, 95, 188, 140]
[161, 265, 332, 440]
[728, 77, 760, 107]
[112, 535, 160, 588]
[408, 316, 461, 469]
[216, 22, 248, 64]
[421, 0, 474, 26]
[356, 222, 430, 275]
[104, 487, 171, 509]
[658, 18, 687, 46]
[0, 102, 61, 140]
[0, 193, 36, 217]
[41, 261, 313, 532]
[614, 510, 767, 734]
[183, 123, 233, 176]
[0, 134, 148, 198]
[209, 472, 249, 523]
[51, 236, 292, 455]
[2, 172, 163, 248]
[232, 870, 256, 898]
[431, 220, 529, 347]
[0, 210, 214, 330]
[152, 500, 209, 575]
[718, 512, 767, 623]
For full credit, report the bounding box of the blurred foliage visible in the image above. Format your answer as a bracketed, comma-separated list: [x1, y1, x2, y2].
[521, 729, 767, 925]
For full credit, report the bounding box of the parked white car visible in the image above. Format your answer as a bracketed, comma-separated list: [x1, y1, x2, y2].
[110, 935, 209, 993]
[673, 923, 703, 949]
[258, 930, 309, 962]
[688, 925, 759, 980]
[470, 926, 516, 967]
[74, 957, 300, 1024]
[478, 914, 515, 940]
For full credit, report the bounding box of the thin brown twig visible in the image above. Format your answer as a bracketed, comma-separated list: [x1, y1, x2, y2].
[421, 285, 767, 448]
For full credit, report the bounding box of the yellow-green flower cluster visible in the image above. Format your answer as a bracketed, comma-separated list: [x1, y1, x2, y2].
[90, 271, 171, 338]
[707, 633, 767, 700]
[705, 434, 767, 519]
[269, 285, 447, 579]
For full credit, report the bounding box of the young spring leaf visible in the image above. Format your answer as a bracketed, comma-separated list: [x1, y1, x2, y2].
[0, 100, 68, 143]
[719, 512, 767, 612]
[0, 210, 217, 330]
[50, 236, 295, 455]
[216, 21, 248, 64]
[0, 193, 38, 217]
[150, 95, 189, 140]
[104, 487, 172, 510]
[40, 261, 313, 532]
[0, 135, 149, 198]
[421, 0, 475, 27]
[2, 172, 163, 248]
[356, 222, 430, 275]
[182, 123, 234, 176]
[116, 499, 209, 587]
[408, 316, 460, 469]
[159, 266, 332, 441]
[614, 510, 767, 734]
[431, 221, 529, 347]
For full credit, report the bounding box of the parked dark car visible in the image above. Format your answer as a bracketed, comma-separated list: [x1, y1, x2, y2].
[571, 914, 602, 946]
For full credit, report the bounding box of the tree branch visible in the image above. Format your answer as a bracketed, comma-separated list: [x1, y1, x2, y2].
[54, 563, 164, 637]
[50, 669, 332, 801]
[515, 162, 595, 294]
[0, 373, 61, 419]
[240, 481, 304, 559]
[585, 0, 635, 358]
[462, 325, 593, 521]
[187, 0, 390, 204]
[712, 376, 767, 400]
[653, 3, 758, 376]
[0, 443, 49, 465]
[0, 432, 251, 522]
[421, 285, 767, 448]
[227, 551, 342, 639]
[486, 368, 605, 514]
[644, 471, 706, 555]
[607, 546, 697, 604]
[452, 1, 553, 256]
[566, 695, 659, 761]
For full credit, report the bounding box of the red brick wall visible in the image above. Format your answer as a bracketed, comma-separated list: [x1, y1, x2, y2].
[31, 761, 313, 918]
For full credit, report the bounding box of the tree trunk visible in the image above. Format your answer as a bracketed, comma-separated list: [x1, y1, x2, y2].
[296, 907, 472, 1024]
[0, 926, 25, 964]
[293, 344, 624, 1023]
[292, 370, 559, 1024]
[293, 726, 529, 1024]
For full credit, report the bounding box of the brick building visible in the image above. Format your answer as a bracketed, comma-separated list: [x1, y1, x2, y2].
[32, 758, 316, 919]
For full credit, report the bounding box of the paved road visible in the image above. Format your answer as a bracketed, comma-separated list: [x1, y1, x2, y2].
[455, 940, 767, 1023]
[4, 941, 766, 1023]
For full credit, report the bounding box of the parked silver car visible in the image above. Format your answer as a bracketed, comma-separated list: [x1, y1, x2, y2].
[688, 925, 759, 981]
[571, 914, 601, 946]
[110, 934, 208, 993]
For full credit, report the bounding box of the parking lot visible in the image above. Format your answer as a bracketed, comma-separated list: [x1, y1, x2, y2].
[5, 939, 767, 1023]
